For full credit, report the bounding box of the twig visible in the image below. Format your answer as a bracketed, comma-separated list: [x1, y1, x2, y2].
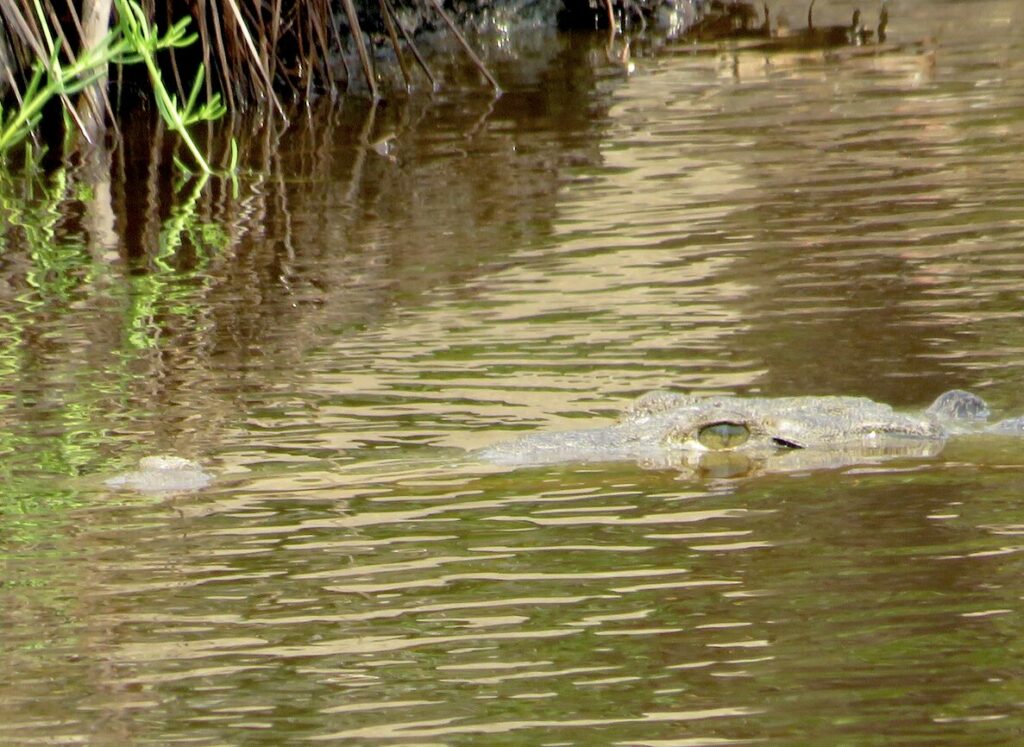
[269, 0, 283, 93]
[426, 0, 500, 93]
[308, 0, 335, 97]
[205, 1, 236, 112]
[223, 0, 286, 118]
[326, 3, 351, 90]
[340, 0, 378, 99]
[379, 0, 412, 92]
[76, 0, 118, 142]
[383, 0, 435, 90]
[604, 0, 616, 34]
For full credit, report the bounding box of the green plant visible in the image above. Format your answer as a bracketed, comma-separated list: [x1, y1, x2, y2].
[112, 0, 226, 174]
[0, 42, 112, 152]
[0, 0, 228, 174]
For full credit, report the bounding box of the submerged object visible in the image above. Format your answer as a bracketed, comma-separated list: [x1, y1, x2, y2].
[105, 455, 213, 493]
[478, 389, 1022, 476]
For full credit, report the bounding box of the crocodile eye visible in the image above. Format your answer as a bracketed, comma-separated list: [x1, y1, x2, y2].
[698, 421, 750, 450]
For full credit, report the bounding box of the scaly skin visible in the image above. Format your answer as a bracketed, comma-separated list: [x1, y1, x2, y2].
[478, 389, 1021, 475]
[102, 392, 1024, 489]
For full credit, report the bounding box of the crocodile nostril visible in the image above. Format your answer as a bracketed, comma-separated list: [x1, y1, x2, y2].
[772, 437, 804, 449]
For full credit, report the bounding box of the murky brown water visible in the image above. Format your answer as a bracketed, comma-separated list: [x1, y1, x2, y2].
[3, 1, 1024, 743]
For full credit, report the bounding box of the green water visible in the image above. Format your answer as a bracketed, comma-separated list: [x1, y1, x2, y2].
[3, 1, 1024, 743]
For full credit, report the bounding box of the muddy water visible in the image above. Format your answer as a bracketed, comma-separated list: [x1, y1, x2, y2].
[4, 1, 1024, 743]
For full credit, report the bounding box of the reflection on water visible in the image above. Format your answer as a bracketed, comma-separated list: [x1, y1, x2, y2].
[4, 1, 1024, 743]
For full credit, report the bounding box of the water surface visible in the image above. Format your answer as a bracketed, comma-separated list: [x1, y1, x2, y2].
[3, 1, 1024, 743]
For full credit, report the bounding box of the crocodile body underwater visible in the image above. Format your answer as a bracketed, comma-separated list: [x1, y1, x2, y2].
[103, 391, 1024, 490]
[477, 389, 1024, 476]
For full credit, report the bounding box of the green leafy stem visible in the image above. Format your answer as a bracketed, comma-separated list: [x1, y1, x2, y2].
[0, 0, 229, 174]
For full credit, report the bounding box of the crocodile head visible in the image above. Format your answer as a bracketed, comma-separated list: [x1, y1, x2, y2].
[480, 390, 951, 475]
[628, 393, 947, 475]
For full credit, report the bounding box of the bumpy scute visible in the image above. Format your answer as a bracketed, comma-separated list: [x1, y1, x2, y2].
[478, 389, 1023, 475]
[925, 389, 991, 421]
[622, 390, 696, 420]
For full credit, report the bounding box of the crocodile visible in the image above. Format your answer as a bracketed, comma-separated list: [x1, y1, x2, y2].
[477, 389, 1024, 476]
[99, 391, 1022, 489]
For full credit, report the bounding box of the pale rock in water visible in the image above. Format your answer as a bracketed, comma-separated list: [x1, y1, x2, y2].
[105, 455, 213, 493]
